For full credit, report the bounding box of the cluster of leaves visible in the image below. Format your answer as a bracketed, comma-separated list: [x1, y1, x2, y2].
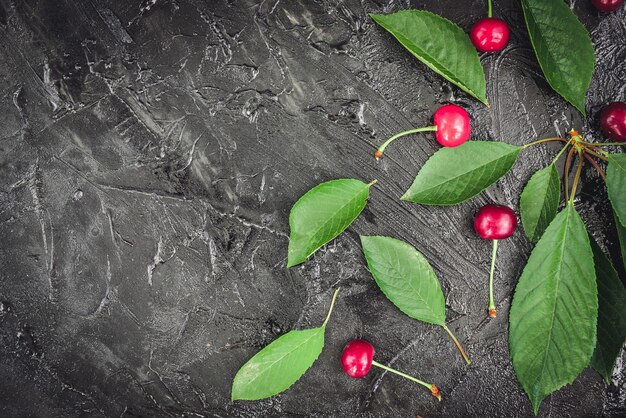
[230, 1, 625, 414]
[370, 0, 594, 116]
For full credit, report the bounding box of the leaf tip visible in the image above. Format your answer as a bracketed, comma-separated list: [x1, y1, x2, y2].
[286, 257, 301, 268]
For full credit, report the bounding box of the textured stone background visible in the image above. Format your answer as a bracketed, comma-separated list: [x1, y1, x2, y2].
[0, 0, 624, 416]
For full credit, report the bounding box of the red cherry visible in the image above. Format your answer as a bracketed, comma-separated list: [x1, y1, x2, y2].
[433, 104, 471, 147]
[600, 102, 626, 142]
[470, 18, 510, 52]
[341, 340, 374, 378]
[592, 0, 624, 12]
[474, 204, 517, 240]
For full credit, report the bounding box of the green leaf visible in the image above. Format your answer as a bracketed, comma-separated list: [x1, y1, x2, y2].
[520, 164, 561, 242]
[370, 10, 487, 105]
[360, 236, 445, 325]
[607, 154, 626, 229]
[231, 327, 324, 400]
[590, 239, 626, 384]
[614, 210, 626, 272]
[288, 179, 372, 267]
[521, 0, 595, 115]
[402, 141, 521, 205]
[231, 288, 340, 401]
[509, 204, 597, 415]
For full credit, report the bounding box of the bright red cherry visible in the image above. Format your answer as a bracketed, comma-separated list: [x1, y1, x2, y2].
[341, 340, 374, 378]
[592, 0, 624, 12]
[470, 18, 510, 52]
[433, 104, 471, 147]
[600, 102, 626, 142]
[474, 204, 517, 240]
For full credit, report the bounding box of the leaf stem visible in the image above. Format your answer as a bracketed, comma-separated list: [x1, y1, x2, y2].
[322, 287, 341, 328]
[582, 152, 606, 180]
[488, 239, 498, 318]
[584, 148, 608, 161]
[584, 141, 626, 147]
[568, 151, 585, 204]
[522, 137, 566, 149]
[563, 146, 576, 202]
[368, 179, 378, 187]
[551, 142, 571, 164]
[371, 360, 441, 400]
[441, 324, 471, 365]
[375, 126, 437, 159]
[488, 0, 493, 17]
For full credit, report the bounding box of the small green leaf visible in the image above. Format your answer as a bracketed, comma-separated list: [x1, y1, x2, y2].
[590, 239, 626, 384]
[520, 164, 561, 242]
[402, 141, 521, 205]
[231, 289, 340, 401]
[231, 328, 324, 401]
[607, 154, 626, 228]
[360, 235, 445, 325]
[370, 10, 487, 105]
[509, 204, 597, 415]
[521, 0, 595, 115]
[288, 179, 372, 267]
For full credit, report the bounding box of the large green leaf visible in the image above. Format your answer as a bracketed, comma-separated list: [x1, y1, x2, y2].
[509, 204, 597, 415]
[520, 164, 561, 242]
[370, 10, 487, 105]
[360, 236, 445, 325]
[232, 327, 324, 400]
[231, 288, 340, 400]
[614, 210, 626, 272]
[607, 154, 626, 228]
[288, 179, 372, 267]
[402, 141, 521, 205]
[590, 239, 626, 384]
[521, 0, 595, 115]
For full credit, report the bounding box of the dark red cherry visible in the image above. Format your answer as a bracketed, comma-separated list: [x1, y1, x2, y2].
[600, 102, 626, 142]
[474, 204, 517, 240]
[341, 340, 374, 378]
[433, 104, 471, 147]
[592, 0, 624, 12]
[470, 18, 510, 52]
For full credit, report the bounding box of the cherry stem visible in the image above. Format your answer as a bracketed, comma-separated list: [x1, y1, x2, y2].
[563, 146, 576, 202]
[322, 288, 341, 328]
[488, 0, 493, 17]
[568, 151, 585, 204]
[522, 137, 566, 149]
[488, 240, 498, 318]
[375, 126, 437, 159]
[583, 152, 606, 180]
[441, 324, 471, 365]
[584, 148, 608, 161]
[371, 360, 441, 400]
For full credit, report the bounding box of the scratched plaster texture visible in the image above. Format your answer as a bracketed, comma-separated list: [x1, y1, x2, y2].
[0, 0, 624, 417]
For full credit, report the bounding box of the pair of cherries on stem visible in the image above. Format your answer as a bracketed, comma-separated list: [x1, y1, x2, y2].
[374, 104, 470, 159]
[341, 340, 441, 401]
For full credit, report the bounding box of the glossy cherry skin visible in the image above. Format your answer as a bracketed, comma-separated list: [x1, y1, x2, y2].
[341, 340, 375, 378]
[470, 18, 510, 52]
[600, 102, 626, 142]
[433, 104, 471, 147]
[592, 0, 624, 12]
[474, 204, 517, 240]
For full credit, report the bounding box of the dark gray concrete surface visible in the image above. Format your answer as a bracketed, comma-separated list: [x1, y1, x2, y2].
[0, 0, 624, 416]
